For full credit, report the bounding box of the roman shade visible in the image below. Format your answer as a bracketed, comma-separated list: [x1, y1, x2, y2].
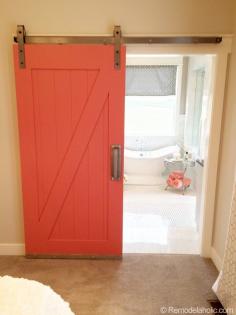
[126, 65, 177, 96]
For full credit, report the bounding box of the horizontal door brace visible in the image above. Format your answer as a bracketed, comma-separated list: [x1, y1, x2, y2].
[14, 25, 222, 69]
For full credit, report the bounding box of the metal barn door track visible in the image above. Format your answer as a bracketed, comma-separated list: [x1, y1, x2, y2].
[14, 25, 222, 69]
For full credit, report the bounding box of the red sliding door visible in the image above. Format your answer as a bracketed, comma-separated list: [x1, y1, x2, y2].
[13, 44, 125, 256]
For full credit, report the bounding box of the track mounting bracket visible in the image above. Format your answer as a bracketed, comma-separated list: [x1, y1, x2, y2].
[17, 25, 26, 68]
[113, 26, 121, 70]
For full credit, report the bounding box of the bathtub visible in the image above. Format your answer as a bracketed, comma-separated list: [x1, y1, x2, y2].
[124, 145, 180, 185]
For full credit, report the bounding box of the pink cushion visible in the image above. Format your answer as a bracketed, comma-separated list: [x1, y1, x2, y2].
[167, 173, 191, 189]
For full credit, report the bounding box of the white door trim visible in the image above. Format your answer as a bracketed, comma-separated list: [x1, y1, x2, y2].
[199, 51, 229, 257]
[126, 36, 232, 257]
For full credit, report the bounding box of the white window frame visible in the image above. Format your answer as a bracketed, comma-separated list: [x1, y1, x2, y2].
[126, 56, 183, 141]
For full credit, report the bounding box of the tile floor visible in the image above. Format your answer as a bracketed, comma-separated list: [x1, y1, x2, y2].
[123, 185, 199, 254]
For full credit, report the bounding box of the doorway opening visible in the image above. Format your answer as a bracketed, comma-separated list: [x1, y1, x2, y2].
[123, 53, 215, 254]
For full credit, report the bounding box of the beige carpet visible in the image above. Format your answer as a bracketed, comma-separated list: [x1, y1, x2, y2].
[0, 255, 218, 315]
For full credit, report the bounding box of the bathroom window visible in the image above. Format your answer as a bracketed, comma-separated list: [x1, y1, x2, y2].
[125, 95, 177, 137]
[125, 65, 178, 138]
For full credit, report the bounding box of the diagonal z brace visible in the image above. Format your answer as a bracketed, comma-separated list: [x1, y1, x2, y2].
[17, 25, 26, 69]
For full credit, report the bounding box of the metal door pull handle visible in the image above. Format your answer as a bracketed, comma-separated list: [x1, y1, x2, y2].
[111, 145, 121, 181]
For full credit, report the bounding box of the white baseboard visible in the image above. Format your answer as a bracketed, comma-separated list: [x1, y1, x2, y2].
[0, 243, 25, 255]
[211, 246, 223, 271]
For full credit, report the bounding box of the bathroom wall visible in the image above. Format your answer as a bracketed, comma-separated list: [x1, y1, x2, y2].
[192, 162, 204, 231]
[182, 55, 213, 191]
[0, 0, 235, 255]
[175, 57, 188, 149]
[184, 55, 213, 159]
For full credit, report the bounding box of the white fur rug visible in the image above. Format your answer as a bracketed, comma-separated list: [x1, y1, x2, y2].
[0, 276, 75, 315]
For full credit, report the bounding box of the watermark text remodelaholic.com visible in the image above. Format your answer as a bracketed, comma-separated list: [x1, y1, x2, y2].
[160, 306, 233, 314]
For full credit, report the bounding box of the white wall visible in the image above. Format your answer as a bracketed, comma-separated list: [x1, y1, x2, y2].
[1, 0, 234, 35]
[212, 4, 236, 267]
[0, 0, 235, 255]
